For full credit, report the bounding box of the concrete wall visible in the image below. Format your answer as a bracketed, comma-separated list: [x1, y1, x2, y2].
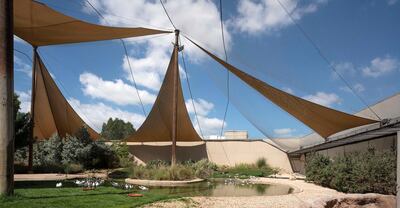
[127, 140, 293, 173]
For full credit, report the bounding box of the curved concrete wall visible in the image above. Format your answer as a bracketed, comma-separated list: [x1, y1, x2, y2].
[127, 140, 293, 173]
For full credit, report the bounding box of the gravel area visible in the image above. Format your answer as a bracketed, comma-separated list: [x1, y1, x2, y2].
[143, 177, 395, 208]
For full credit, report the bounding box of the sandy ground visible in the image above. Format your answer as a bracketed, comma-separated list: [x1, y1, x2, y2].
[143, 178, 395, 208]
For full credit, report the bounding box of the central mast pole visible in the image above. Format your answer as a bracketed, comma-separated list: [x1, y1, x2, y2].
[171, 29, 179, 166]
[28, 47, 38, 173]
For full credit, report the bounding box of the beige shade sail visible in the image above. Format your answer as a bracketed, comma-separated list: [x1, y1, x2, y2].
[14, 0, 171, 46]
[188, 38, 378, 138]
[32, 51, 100, 140]
[125, 48, 202, 142]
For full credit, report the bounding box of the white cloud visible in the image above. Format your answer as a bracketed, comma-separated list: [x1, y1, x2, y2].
[15, 90, 31, 113]
[362, 56, 399, 77]
[333, 56, 399, 79]
[84, 0, 232, 137]
[79, 72, 156, 106]
[340, 83, 365, 93]
[84, 0, 231, 90]
[122, 48, 168, 91]
[353, 83, 365, 93]
[387, 0, 398, 5]
[302, 91, 341, 107]
[332, 62, 356, 79]
[185, 98, 214, 116]
[230, 0, 327, 34]
[273, 128, 295, 137]
[14, 56, 32, 77]
[184, 98, 225, 137]
[195, 115, 226, 138]
[68, 98, 145, 131]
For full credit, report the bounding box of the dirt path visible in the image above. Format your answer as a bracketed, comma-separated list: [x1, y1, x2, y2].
[14, 172, 107, 181]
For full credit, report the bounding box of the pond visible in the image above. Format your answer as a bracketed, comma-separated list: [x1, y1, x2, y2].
[15, 178, 294, 197]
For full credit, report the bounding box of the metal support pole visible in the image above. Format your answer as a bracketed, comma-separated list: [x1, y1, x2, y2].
[0, 0, 14, 196]
[171, 29, 179, 166]
[28, 48, 37, 173]
[397, 131, 400, 207]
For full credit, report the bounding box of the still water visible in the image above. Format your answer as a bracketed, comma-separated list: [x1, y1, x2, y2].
[15, 178, 294, 197]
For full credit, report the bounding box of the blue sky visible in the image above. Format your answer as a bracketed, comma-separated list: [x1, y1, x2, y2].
[14, 0, 400, 139]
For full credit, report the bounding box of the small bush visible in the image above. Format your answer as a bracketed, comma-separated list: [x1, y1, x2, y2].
[305, 153, 333, 187]
[131, 165, 146, 179]
[153, 168, 169, 180]
[64, 163, 84, 174]
[174, 165, 195, 180]
[256, 157, 267, 168]
[129, 161, 199, 181]
[14, 147, 28, 164]
[147, 160, 169, 168]
[108, 168, 131, 179]
[33, 163, 64, 173]
[192, 159, 217, 179]
[111, 142, 133, 167]
[305, 149, 396, 195]
[213, 159, 278, 178]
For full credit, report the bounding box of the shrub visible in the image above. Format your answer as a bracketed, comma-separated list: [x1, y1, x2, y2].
[213, 159, 278, 178]
[14, 147, 28, 164]
[33, 135, 63, 167]
[305, 153, 333, 187]
[64, 163, 84, 174]
[305, 149, 396, 195]
[192, 159, 217, 179]
[131, 165, 146, 179]
[153, 168, 170, 180]
[129, 162, 197, 181]
[147, 160, 169, 168]
[33, 163, 64, 173]
[61, 136, 86, 165]
[168, 165, 194, 180]
[108, 168, 132, 179]
[31, 127, 120, 173]
[256, 157, 267, 168]
[111, 141, 132, 167]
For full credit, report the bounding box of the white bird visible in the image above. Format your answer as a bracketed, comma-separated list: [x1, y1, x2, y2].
[75, 180, 84, 186]
[111, 181, 119, 188]
[56, 182, 62, 188]
[92, 181, 98, 187]
[138, 185, 148, 191]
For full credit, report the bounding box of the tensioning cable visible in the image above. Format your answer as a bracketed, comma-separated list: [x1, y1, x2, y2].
[275, 0, 381, 121]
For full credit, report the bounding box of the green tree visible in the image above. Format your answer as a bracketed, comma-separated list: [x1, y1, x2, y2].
[14, 93, 32, 150]
[101, 118, 135, 140]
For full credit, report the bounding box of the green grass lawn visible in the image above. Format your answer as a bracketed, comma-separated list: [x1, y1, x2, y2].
[0, 186, 181, 208]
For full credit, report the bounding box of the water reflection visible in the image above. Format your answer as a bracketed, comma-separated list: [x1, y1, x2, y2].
[15, 179, 294, 197]
[155, 179, 294, 197]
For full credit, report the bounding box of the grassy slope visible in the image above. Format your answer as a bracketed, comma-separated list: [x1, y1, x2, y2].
[0, 187, 180, 208]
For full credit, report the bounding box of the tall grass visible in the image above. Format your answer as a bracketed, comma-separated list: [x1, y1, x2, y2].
[128, 159, 217, 181]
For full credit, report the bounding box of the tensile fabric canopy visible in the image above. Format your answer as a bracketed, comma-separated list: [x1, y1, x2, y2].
[14, 0, 171, 46]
